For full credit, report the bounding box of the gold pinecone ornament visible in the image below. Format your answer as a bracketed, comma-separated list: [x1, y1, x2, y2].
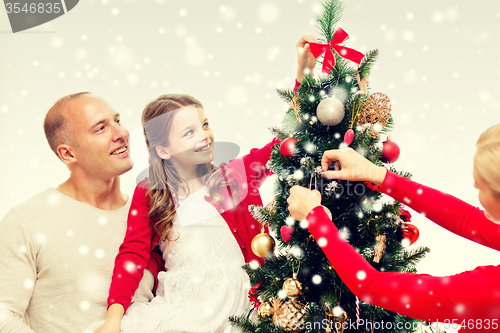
[274, 299, 309, 332]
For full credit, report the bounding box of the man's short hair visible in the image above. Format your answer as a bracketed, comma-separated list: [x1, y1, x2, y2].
[43, 92, 91, 159]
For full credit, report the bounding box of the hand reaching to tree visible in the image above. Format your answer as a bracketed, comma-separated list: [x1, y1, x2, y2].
[296, 35, 317, 83]
[321, 148, 387, 185]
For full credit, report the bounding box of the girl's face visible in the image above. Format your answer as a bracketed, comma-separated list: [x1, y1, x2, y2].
[473, 166, 500, 224]
[158, 105, 214, 169]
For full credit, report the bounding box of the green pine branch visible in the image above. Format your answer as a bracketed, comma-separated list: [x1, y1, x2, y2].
[315, 0, 344, 43]
[357, 49, 379, 78]
[276, 88, 295, 103]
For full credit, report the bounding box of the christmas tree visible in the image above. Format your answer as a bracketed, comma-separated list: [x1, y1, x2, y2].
[230, 0, 430, 332]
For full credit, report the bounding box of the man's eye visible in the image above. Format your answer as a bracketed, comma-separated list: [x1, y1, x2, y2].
[96, 126, 104, 132]
[115, 119, 121, 124]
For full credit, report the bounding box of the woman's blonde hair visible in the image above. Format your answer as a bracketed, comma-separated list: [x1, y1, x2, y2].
[474, 123, 500, 198]
[142, 94, 235, 242]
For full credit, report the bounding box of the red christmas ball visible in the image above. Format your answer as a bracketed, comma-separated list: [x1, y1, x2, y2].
[400, 223, 419, 245]
[381, 140, 400, 163]
[344, 129, 354, 146]
[280, 137, 298, 158]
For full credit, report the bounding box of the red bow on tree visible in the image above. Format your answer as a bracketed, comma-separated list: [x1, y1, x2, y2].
[309, 27, 364, 74]
[248, 281, 262, 308]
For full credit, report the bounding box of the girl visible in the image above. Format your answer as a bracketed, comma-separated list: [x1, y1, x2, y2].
[287, 123, 500, 332]
[95, 36, 317, 333]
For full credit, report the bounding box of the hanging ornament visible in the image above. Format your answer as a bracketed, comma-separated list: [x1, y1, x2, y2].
[280, 225, 295, 243]
[251, 225, 276, 258]
[309, 27, 364, 75]
[321, 205, 333, 220]
[357, 92, 391, 138]
[274, 300, 309, 332]
[258, 301, 274, 318]
[398, 223, 420, 245]
[381, 139, 400, 163]
[373, 234, 386, 263]
[343, 128, 354, 146]
[280, 137, 298, 158]
[325, 306, 349, 333]
[316, 97, 345, 126]
[282, 273, 303, 299]
[266, 198, 277, 213]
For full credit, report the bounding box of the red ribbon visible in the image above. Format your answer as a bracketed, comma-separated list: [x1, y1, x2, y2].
[248, 281, 262, 308]
[309, 27, 364, 74]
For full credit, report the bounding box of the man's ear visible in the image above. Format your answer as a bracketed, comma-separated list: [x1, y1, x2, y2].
[156, 146, 171, 160]
[58, 144, 77, 164]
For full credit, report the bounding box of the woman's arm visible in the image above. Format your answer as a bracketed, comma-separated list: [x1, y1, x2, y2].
[321, 148, 500, 252]
[306, 206, 500, 323]
[379, 170, 500, 252]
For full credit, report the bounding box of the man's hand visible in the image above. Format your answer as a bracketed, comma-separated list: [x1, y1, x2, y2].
[296, 35, 317, 83]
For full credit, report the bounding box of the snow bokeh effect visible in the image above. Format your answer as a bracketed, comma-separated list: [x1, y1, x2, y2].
[0, 2, 499, 331]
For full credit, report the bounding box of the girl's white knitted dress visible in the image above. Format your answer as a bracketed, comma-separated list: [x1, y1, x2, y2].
[120, 187, 251, 333]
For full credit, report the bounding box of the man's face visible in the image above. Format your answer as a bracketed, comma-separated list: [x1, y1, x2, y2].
[66, 95, 132, 179]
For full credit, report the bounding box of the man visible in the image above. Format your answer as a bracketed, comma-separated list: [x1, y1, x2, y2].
[0, 92, 161, 332]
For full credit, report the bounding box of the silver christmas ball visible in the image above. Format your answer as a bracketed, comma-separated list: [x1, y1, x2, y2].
[316, 97, 345, 126]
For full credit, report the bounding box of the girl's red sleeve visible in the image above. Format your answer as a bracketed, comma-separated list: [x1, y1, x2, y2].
[107, 183, 153, 312]
[243, 137, 281, 189]
[305, 171, 500, 324]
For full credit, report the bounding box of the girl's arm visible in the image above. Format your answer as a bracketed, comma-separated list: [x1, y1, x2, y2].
[95, 183, 154, 332]
[306, 206, 500, 323]
[241, 36, 317, 187]
[380, 170, 500, 252]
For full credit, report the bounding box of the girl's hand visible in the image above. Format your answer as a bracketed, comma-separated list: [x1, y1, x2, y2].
[93, 304, 124, 333]
[321, 148, 387, 185]
[287, 185, 322, 221]
[93, 320, 120, 333]
[296, 35, 317, 83]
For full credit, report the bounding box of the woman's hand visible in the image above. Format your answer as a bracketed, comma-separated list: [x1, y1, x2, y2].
[321, 148, 387, 185]
[287, 185, 322, 221]
[296, 35, 317, 83]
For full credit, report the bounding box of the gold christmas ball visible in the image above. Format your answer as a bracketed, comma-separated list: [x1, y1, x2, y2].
[251, 232, 276, 258]
[282, 275, 302, 299]
[258, 301, 273, 318]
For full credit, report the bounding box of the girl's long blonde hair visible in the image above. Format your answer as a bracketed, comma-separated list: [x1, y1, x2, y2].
[142, 94, 233, 242]
[474, 123, 500, 198]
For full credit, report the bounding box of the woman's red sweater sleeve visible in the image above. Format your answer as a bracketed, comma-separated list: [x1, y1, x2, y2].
[306, 171, 500, 327]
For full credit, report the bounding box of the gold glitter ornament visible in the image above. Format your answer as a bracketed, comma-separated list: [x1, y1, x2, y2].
[357, 92, 391, 138]
[282, 273, 303, 299]
[373, 234, 387, 263]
